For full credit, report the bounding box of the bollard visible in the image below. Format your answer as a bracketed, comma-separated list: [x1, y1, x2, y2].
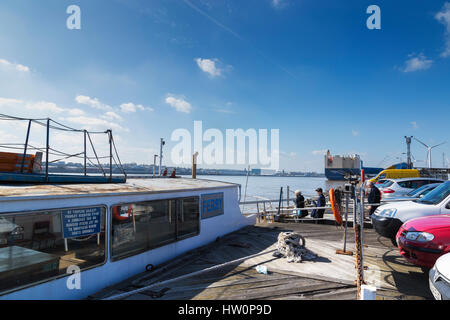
[360, 285, 377, 300]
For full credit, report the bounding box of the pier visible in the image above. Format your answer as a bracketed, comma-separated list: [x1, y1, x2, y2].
[91, 221, 432, 300]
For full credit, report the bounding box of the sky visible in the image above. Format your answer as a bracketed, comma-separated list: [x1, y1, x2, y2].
[0, 0, 450, 172]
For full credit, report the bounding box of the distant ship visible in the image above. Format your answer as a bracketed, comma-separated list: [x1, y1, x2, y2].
[324, 150, 407, 181]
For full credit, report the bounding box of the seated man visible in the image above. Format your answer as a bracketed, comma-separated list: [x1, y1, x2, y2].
[293, 190, 308, 218]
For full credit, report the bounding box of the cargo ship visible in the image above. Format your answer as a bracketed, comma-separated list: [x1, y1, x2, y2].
[324, 150, 407, 181]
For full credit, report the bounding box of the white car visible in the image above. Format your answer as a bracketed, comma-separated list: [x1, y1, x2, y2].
[429, 252, 450, 300]
[378, 177, 444, 200]
[372, 181, 450, 243]
[381, 182, 442, 203]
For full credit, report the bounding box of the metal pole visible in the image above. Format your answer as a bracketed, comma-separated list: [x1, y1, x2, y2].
[153, 155, 157, 177]
[287, 186, 290, 207]
[84, 130, 87, 176]
[343, 193, 349, 252]
[192, 152, 198, 179]
[277, 187, 283, 216]
[159, 138, 164, 176]
[21, 120, 32, 173]
[405, 136, 412, 169]
[353, 182, 364, 300]
[45, 118, 50, 182]
[109, 130, 112, 182]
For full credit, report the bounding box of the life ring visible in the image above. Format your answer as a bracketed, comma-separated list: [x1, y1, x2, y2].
[113, 205, 132, 221]
[329, 188, 343, 226]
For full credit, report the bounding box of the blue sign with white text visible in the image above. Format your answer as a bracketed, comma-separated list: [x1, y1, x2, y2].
[201, 192, 224, 219]
[61, 207, 102, 239]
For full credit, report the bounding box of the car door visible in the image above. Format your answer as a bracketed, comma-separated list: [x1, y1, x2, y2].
[441, 195, 450, 215]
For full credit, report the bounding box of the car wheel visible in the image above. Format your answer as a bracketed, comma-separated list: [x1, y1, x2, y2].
[390, 237, 398, 247]
[420, 266, 430, 274]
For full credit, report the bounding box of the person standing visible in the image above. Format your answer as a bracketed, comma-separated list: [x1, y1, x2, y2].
[294, 190, 308, 218]
[311, 188, 326, 224]
[366, 181, 381, 216]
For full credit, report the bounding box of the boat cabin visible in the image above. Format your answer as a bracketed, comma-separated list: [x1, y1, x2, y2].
[0, 178, 255, 299]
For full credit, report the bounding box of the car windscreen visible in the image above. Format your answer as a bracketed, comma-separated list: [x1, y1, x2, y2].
[415, 181, 450, 205]
[406, 184, 433, 197]
[379, 180, 394, 188]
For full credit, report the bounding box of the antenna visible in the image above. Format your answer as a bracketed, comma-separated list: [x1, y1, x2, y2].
[413, 137, 446, 168]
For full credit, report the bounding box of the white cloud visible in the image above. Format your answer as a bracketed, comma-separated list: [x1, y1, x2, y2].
[120, 102, 153, 113]
[195, 58, 222, 77]
[75, 95, 112, 111]
[401, 53, 433, 72]
[0, 58, 30, 72]
[352, 130, 359, 137]
[62, 116, 127, 132]
[435, 2, 450, 58]
[0, 97, 23, 106]
[312, 149, 327, 156]
[165, 95, 192, 113]
[411, 121, 419, 129]
[67, 108, 85, 116]
[271, 0, 288, 8]
[102, 111, 123, 121]
[0, 97, 87, 117]
[26, 101, 65, 113]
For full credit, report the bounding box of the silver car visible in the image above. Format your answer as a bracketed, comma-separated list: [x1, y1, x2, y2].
[381, 182, 442, 203]
[378, 177, 444, 200]
[429, 252, 450, 300]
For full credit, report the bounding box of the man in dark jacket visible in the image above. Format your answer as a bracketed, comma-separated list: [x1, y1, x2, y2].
[311, 188, 326, 224]
[294, 190, 308, 218]
[367, 181, 381, 216]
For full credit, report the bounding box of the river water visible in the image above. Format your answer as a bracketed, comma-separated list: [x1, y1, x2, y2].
[182, 175, 345, 201]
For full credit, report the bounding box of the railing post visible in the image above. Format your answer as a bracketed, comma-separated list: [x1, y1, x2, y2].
[21, 120, 32, 173]
[45, 118, 50, 182]
[109, 130, 112, 182]
[287, 185, 290, 208]
[84, 130, 87, 176]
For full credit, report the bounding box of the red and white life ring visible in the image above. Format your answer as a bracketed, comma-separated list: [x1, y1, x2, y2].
[113, 205, 133, 221]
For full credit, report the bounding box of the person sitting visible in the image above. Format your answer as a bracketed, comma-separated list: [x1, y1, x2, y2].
[311, 188, 326, 224]
[294, 190, 308, 218]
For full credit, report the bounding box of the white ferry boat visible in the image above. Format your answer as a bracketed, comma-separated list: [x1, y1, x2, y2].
[0, 178, 255, 300]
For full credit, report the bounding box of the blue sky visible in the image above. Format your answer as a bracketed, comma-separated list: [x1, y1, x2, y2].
[0, 0, 449, 172]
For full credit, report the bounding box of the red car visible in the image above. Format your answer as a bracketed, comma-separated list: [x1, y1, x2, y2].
[396, 214, 450, 269]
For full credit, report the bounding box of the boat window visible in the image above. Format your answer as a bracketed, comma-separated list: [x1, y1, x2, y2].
[415, 181, 450, 205]
[178, 197, 200, 239]
[111, 197, 199, 260]
[0, 206, 106, 295]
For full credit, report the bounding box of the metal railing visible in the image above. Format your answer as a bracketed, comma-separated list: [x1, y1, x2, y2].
[0, 114, 127, 182]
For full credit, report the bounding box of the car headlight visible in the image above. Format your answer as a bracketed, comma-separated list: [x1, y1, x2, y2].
[376, 208, 397, 218]
[405, 231, 435, 242]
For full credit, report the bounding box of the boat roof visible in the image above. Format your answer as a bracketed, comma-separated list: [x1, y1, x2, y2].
[0, 178, 238, 201]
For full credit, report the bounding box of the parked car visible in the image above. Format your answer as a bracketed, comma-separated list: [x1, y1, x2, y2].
[378, 177, 444, 200]
[396, 214, 450, 269]
[381, 183, 442, 203]
[372, 181, 450, 244]
[369, 169, 420, 183]
[429, 252, 450, 300]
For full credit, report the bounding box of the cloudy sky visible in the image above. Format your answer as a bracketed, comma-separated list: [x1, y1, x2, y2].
[0, 0, 450, 172]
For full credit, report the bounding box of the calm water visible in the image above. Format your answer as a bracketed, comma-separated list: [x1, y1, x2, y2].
[182, 175, 345, 201]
